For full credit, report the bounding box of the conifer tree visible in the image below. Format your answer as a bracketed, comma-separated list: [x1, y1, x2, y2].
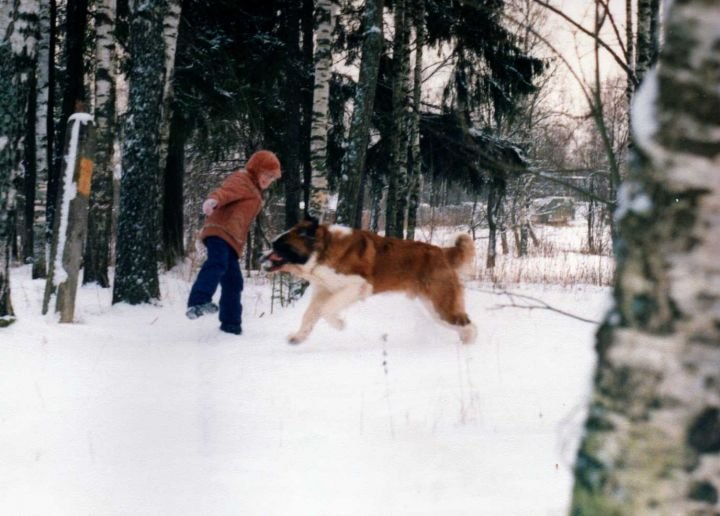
[112, 0, 168, 304]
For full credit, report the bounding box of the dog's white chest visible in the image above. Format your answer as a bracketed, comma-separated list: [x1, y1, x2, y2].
[311, 264, 368, 292]
[299, 255, 368, 293]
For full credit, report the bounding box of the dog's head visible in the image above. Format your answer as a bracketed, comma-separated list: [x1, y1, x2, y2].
[261, 215, 320, 272]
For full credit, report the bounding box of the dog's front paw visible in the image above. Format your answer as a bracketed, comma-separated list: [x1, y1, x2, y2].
[287, 331, 308, 345]
[324, 314, 345, 330]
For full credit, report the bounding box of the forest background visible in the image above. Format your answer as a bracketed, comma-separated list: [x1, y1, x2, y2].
[2, 0, 719, 513]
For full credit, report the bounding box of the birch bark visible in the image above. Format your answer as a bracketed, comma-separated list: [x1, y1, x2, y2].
[572, 1, 720, 513]
[308, 0, 337, 218]
[0, 0, 40, 325]
[31, 0, 51, 278]
[84, 0, 116, 287]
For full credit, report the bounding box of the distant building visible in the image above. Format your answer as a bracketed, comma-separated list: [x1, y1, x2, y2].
[531, 197, 576, 225]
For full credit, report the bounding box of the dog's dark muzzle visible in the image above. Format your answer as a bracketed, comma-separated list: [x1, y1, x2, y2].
[260, 240, 309, 272]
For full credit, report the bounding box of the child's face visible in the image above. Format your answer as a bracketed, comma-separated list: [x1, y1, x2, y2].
[258, 172, 279, 190]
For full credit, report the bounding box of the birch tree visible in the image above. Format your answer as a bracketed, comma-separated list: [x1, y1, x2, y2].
[634, 0, 660, 85]
[158, 0, 181, 169]
[112, 0, 168, 305]
[572, 1, 720, 513]
[0, 0, 39, 325]
[308, 0, 337, 218]
[157, 0, 182, 267]
[336, 0, 384, 228]
[83, 0, 116, 287]
[31, 0, 51, 278]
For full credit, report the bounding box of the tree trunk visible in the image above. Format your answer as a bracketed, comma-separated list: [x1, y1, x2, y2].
[281, 0, 303, 229]
[406, 0, 424, 241]
[625, 0, 635, 107]
[49, 0, 88, 245]
[369, 170, 383, 232]
[0, 42, 20, 325]
[157, 0, 181, 171]
[157, 0, 182, 262]
[300, 0, 315, 215]
[336, 0, 384, 228]
[0, 0, 40, 325]
[485, 176, 504, 269]
[161, 110, 186, 269]
[112, 0, 167, 305]
[385, 0, 410, 239]
[635, 0, 660, 84]
[572, 1, 720, 513]
[514, 174, 533, 257]
[83, 0, 116, 287]
[43, 114, 95, 321]
[23, 70, 37, 264]
[31, 0, 52, 278]
[308, 0, 337, 218]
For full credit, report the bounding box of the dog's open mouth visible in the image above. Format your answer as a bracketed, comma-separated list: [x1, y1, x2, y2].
[261, 251, 288, 272]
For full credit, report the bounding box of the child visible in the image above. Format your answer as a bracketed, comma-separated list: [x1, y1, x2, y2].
[186, 150, 281, 334]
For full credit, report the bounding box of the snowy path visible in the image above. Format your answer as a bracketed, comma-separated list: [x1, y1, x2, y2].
[1, 266, 609, 515]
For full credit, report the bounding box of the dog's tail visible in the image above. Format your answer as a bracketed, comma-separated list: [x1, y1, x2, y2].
[443, 234, 475, 272]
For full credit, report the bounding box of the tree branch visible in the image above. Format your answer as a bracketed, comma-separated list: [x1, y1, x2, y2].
[531, 0, 638, 86]
[471, 287, 602, 324]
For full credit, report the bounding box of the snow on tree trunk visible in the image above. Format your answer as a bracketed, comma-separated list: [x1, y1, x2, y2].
[336, 0, 384, 228]
[406, 0, 424, 242]
[83, 0, 116, 288]
[572, 1, 720, 513]
[31, 0, 51, 278]
[308, 0, 337, 218]
[50, 0, 88, 247]
[112, 0, 167, 305]
[42, 113, 95, 320]
[0, 0, 39, 326]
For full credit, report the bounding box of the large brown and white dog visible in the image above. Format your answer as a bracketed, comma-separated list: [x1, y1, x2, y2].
[262, 216, 477, 345]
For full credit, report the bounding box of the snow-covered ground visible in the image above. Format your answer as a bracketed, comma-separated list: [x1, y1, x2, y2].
[1, 264, 610, 515]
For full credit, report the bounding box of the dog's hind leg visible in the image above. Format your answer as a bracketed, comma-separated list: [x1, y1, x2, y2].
[288, 287, 331, 344]
[427, 283, 477, 344]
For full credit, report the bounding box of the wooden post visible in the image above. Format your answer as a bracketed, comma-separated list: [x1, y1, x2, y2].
[42, 113, 95, 321]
